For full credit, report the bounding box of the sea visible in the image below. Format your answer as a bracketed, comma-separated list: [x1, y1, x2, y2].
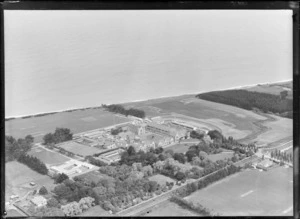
[4, 10, 292, 118]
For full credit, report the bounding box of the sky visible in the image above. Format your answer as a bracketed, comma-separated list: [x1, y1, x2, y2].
[4, 10, 293, 117]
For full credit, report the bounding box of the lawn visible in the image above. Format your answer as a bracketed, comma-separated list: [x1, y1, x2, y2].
[148, 174, 175, 186]
[27, 146, 70, 166]
[76, 170, 114, 185]
[80, 205, 111, 216]
[58, 141, 104, 157]
[5, 161, 55, 202]
[5, 108, 131, 142]
[207, 152, 234, 162]
[186, 167, 293, 216]
[164, 143, 193, 154]
[144, 200, 198, 216]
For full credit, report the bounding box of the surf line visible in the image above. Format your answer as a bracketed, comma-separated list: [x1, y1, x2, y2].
[240, 190, 254, 198]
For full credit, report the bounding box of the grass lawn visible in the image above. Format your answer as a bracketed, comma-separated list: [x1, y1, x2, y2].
[28, 146, 70, 166]
[144, 200, 198, 216]
[5, 108, 131, 142]
[80, 205, 111, 216]
[148, 174, 175, 186]
[186, 167, 293, 216]
[58, 141, 104, 157]
[207, 152, 234, 162]
[5, 161, 55, 202]
[164, 143, 193, 154]
[76, 171, 113, 184]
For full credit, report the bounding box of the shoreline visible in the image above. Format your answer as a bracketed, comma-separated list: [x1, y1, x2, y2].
[5, 79, 292, 120]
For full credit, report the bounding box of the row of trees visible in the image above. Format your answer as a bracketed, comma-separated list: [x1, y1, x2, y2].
[270, 149, 293, 163]
[102, 104, 145, 118]
[5, 135, 34, 162]
[190, 130, 205, 140]
[196, 90, 293, 119]
[17, 153, 48, 175]
[170, 195, 212, 216]
[85, 156, 108, 167]
[43, 128, 73, 145]
[61, 197, 95, 216]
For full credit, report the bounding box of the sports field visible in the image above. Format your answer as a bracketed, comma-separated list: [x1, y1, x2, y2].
[5, 108, 131, 142]
[27, 146, 70, 166]
[58, 141, 104, 157]
[5, 161, 55, 202]
[186, 167, 293, 216]
[148, 174, 175, 186]
[207, 152, 234, 162]
[144, 200, 198, 216]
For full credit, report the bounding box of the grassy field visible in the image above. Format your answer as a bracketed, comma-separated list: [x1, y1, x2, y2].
[5, 161, 55, 202]
[58, 141, 104, 157]
[186, 167, 293, 216]
[148, 174, 175, 186]
[143, 200, 198, 216]
[80, 205, 111, 216]
[131, 97, 267, 140]
[252, 115, 292, 146]
[27, 146, 70, 166]
[5, 108, 131, 142]
[244, 83, 292, 99]
[207, 152, 234, 162]
[76, 170, 113, 184]
[164, 143, 194, 154]
[6, 209, 25, 217]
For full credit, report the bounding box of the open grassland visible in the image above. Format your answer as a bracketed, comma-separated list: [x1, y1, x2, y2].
[27, 146, 70, 166]
[58, 141, 104, 157]
[251, 115, 292, 146]
[5, 108, 131, 142]
[207, 152, 234, 162]
[186, 167, 293, 216]
[143, 200, 199, 216]
[148, 174, 175, 186]
[76, 171, 112, 185]
[164, 143, 194, 154]
[5, 161, 55, 202]
[244, 84, 292, 99]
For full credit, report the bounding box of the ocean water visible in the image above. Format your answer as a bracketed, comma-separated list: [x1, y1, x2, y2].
[4, 10, 292, 118]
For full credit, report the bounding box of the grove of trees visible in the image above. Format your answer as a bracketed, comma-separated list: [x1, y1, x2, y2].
[5, 135, 34, 162]
[102, 104, 145, 118]
[196, 90, 292, 118]
[17, 153, 48, 175]
[43, 128, 73, 145]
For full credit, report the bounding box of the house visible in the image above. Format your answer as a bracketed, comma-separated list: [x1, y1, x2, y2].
[30, 196, 47, 207]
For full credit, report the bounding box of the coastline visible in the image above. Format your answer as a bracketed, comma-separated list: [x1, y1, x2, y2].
[5, 79, 292, 120]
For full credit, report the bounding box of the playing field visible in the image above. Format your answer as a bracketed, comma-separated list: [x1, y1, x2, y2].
[58, 141, 104, 157]
[148, 174, 175, 186]
[5, 108, 131, 142]
[207, 152, 234, 162]
[186, 167, 293, 216]
[27, 146, 70, 166]
[5, 161, 55, 202]
[144, 200, 198, 216]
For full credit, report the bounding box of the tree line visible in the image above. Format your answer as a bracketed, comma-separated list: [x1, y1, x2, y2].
[270, 149, 293, 163]
[196, 89, 292, 118]
[102, 104, 145, 118]
[43, 128, 73, 145]
[5, 135, 34, 162]
[18, 153, 48, 175]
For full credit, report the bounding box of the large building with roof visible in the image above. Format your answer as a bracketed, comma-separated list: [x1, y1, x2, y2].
[145, 122, 187, 141]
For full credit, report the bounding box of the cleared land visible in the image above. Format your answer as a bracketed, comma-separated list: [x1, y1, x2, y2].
[143, 200, 198, 216]
[244, 83, 292, 99]
[186, 167, 293, 216]
[27, 146, 70, 166]
[5, 108, 130, 142]
[5, 161, 55, 202]
[58, 141, 104, 157]
[148, 174, 175, 186]
[207, 152, 234, 162]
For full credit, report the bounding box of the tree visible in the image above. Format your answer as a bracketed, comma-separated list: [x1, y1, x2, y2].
[127, 146, 136, 156]
[55, 173, 69, 184]
[47, 197, 60, 208]
[173, 153, 186, 164]
[53, 184, 73, 201]
[39, 186, 48, 195]
[43, 133, 55, 145]
[25, 135, 34, 144]
[199, 151, 208, 160]
[175, 172, 186, 181]
[149, 181, 158, 192]
[280, 90, 288, 100]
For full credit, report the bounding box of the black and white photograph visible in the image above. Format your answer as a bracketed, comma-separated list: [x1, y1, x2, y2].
[3, 2, 297, 217]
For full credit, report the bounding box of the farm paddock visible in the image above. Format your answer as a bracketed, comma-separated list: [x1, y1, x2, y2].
[185, 167, 293, 216]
